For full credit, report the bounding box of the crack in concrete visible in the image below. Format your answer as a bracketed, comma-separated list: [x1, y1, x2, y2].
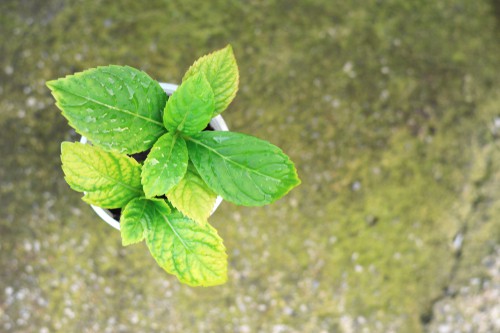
[421, 145, 495, 329]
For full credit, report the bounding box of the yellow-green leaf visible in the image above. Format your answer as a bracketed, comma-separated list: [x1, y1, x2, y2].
[168, 164, 217, 225]
[61, 142, 143, 208]
[143, 201, 228, 287]
[183, 45, 239, 116]
[120, 198, 172, 246]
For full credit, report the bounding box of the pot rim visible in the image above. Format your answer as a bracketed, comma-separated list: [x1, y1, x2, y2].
[79, 82, 229, 230]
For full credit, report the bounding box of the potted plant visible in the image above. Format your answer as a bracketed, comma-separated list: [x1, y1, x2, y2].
[47, 45, 301, 287]
[78, 83, 229, 231]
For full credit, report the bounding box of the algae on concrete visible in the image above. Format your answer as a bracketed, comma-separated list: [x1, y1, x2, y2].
[1, 1, 499, 332]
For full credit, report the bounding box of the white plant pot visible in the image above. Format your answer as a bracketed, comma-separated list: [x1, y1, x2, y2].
[79, 82, 229, 230]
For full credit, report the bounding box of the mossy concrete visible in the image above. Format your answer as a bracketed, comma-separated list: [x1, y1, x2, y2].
[1, 1, 499, 332]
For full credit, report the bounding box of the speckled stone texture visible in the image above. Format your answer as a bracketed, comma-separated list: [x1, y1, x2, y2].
[0, 1, 499, 332]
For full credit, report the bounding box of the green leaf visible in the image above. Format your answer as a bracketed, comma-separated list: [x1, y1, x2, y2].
[143, 201, 227, 286]
[183, 45, 239, 116]
[47, 65, 167, 154]
[61, 142, 143, 208]
[168, 164, 218, 225]
[163, 72, 214, 135]
[141, 133, 188, 198]
[120, 198, 171, 246]
[186, 132, 301, 206]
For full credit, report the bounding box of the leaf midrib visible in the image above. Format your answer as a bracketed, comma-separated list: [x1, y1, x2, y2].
[162, 216, 224, 277]
[186, 136, 283, 183]
[56, 86, 164, 126]
[72, 152, 142, 194]
[162, 215, 192, 253]
[147, 134, 180, 191]
[122, 199, 147, 244]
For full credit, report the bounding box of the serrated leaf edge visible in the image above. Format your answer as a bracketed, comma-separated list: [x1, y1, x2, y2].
[182, 45, 239, 116]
